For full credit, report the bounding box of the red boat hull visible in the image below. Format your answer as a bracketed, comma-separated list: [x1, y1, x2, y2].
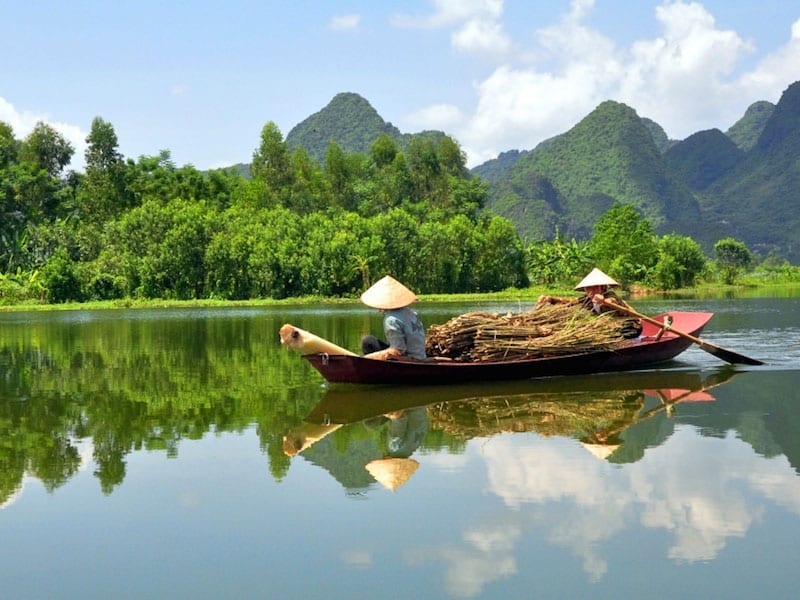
[303, 311, 713, 385]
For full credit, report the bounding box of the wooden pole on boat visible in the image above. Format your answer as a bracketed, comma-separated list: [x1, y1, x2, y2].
[600, 300, 764, 366]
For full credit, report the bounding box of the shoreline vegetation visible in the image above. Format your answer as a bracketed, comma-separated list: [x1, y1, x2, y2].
[3, 280, 798, 313]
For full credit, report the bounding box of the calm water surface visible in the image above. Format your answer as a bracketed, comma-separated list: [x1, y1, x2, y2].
[1, 295, 799, 599]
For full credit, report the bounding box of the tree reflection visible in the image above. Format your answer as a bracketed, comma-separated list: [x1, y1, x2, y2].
[0, 314, 326, 502]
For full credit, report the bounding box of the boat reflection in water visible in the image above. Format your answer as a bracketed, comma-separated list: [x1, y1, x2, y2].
[284, 368, 736, 491]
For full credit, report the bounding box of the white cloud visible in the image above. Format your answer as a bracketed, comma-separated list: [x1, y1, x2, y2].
[405, 103, 465, 130]
[0, 95, 87, 171]
[170, 84, 189, 96]
[393, 0, 510, 60]
[737, 17, 800, 100]
[341, 548, 373, 569]
[393, 0, 503, 29]
[451, 18, 512, 59]
[402, 0, 800, 167]
[329, 14, 361, 31]
[617, 1, 755, 136]
[406, 519, 520, 598]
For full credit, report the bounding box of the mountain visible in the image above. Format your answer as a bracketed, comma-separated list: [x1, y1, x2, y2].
[485, 100, 700, 241]
[272, 85, 800, 261]
[700, 82, 800, 258]
[641, 117, 677, 153]
[285, 92, 446, 164]
[664, 129, 745, 191]
[726, 100, 775, 151]
[470, 149, 530, 183]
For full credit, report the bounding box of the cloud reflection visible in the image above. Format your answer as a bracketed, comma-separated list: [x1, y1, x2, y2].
[412, 425, 800, 596]
[485, 427, 800, 570]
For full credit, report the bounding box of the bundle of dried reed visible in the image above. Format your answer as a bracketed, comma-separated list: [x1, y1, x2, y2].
[426, 302, 632, 362]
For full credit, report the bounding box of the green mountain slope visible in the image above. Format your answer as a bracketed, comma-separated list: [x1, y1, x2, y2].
[664, 129, 745, 191]
[285, 92, 445, 164]
[264, 87, 798, 261]
[486, 100, 700, 241]
[470, 149, 529, 183]
[726, 100, 775, 151]
[703, 82, 800, 259]
[641, 117, 677, 153]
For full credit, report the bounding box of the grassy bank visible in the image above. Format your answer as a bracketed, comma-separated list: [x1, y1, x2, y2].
[3, 281, 799, 313]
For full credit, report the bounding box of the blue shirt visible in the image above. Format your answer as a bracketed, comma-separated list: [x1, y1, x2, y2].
[383, 307, 426, 359]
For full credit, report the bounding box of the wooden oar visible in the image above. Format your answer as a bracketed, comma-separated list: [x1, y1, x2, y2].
[600, 300, 764, 366]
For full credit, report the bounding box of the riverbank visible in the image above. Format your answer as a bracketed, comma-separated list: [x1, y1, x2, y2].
[3, 281, 799, 312]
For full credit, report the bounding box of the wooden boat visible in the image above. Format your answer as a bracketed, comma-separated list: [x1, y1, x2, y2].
[299, 311, 714, 385]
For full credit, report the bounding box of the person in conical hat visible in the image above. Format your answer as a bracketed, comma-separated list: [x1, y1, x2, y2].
[573, 267, 619, 291]
[572, 267, 632, 315]
[360, 275, 427, 361]
[538, 267, 639, 326]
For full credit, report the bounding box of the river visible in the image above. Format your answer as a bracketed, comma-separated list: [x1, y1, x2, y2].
[1, 293, 799, 598]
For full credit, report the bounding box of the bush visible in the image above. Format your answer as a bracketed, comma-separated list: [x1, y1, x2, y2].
[41, 249, 85, 303]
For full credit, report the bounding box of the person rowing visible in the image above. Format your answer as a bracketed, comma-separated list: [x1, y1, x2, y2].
[538, 267, 642, 337]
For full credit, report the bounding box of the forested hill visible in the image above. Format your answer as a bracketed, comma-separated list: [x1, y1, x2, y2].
[698, 81, 800, 258]
[285, 92, 446, 164]
[471, 83, 799, 261]
[267, 85, 799, 261]
[484, 100, 701, 242]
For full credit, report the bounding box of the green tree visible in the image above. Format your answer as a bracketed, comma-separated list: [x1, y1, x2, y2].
[589, 204, 658, 285]
[251, 122, 292, 193]
[473, 216, 529, 291]
[406, 136, 443, 205]
[18, 122, 74, 178]
[40, 248, 84, 302]
[370, 133, 398, 168]
[325, 142, 356, 211]
[79, 117, 128, 223]
[248, 207, 305, 299]
[437, 136, 468, 178]
[15, 123, 75, 222]
[0, 121, 18, 168]
[714, 237, 753, 284]
[653, 234, 707, 289]
[368, 208, 421, 287]
[287, 147, 327, 214]
[527, 232, 592, 286]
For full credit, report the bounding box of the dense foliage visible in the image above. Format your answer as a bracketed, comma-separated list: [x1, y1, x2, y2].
[526, 204, 711, 290]
[0, 118, 528, 304]
[4, 84, 798, 306]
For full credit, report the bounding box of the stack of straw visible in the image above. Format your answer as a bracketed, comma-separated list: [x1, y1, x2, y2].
[426, 302, 632, 362]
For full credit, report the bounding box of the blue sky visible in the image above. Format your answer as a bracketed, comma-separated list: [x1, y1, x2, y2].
[2, 0, 799, 171]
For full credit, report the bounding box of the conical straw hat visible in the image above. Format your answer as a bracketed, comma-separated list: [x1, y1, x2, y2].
[360, 275, 417, 310]
[574, 268, 620, 290]
[282, 423, 342, 456]
[580, 442, 621, 460]
[365, 458, 420, 491]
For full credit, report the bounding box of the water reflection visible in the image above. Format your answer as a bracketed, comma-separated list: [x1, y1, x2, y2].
[275, 366, 800, 595]
[2, 299, 800, 598]
[287, 368, 737, 494]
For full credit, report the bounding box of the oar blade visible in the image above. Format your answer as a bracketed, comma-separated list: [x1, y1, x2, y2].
[698, 342, 764, 365]
[600, 298, 764, 366]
